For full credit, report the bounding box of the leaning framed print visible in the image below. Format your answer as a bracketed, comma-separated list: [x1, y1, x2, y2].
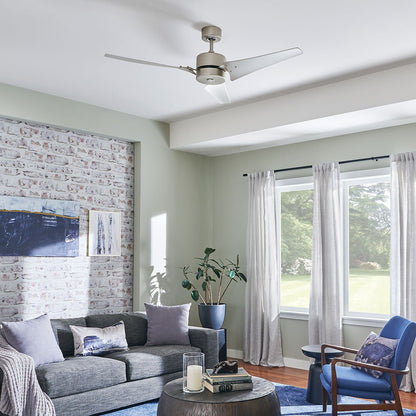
[88, 210, 121, 256]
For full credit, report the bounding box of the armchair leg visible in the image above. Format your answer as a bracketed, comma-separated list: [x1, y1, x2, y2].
[331, 386, 338, 416]
[391, 376, 404, 416]
[322, 388, 327, 412]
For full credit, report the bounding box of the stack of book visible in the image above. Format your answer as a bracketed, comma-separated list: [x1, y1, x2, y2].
[203, 368, 253, 393]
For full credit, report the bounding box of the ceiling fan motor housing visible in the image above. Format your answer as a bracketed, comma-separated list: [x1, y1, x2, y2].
[196, 52, 226, 85]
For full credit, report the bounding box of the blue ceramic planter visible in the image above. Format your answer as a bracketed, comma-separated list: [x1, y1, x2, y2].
[198, 303, 226, 330]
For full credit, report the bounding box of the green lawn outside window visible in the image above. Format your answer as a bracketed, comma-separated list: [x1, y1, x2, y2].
[281, 268, 390, 315]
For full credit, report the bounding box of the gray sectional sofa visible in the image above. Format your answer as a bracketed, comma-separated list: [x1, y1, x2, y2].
[2, 312, 220, 416]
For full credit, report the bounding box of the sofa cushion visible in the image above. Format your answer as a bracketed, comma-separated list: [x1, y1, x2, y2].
[2, 314, 64, 367]
[50, 317, 87, 357]
[106, 344, 200, 381]
[86, 313, 147, 346]
[36, 356, 127, 399]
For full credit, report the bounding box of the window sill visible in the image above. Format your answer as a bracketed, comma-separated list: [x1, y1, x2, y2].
[280, 310, 309, 321]
[279, 311, 388, 328]
[342, 316, 387, 328]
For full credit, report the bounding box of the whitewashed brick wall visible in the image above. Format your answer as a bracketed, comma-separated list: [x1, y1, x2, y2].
[0, 117, 134, 321]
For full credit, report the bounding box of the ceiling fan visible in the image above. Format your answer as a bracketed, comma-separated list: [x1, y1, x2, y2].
[104, 25, 302, 104]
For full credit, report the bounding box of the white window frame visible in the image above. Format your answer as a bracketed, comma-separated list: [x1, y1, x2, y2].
[341, 168, 390, 320]
[276, 168, 391, 324]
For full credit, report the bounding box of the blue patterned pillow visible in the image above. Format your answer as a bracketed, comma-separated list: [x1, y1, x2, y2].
[70, 321, 128, 356]
[352, 331, 399, 378]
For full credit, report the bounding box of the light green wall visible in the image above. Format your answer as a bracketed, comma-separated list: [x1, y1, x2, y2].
[211, 123, 416, 355]
[280, 319, 381, 362]
[0, 83, 210, 325]
[2, 82, 416, 362]
[136, 137, 212, 325]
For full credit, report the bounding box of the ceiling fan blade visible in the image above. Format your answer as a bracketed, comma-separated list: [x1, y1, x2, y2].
[224, 47, 302, 81]
[204, 84, 231, 104]
[104, 53, 184, 70]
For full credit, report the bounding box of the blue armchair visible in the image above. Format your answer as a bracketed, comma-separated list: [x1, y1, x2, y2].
[320, 316, 416, 416]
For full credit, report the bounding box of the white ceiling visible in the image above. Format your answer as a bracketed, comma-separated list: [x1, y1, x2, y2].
[1, 0, 416, 127]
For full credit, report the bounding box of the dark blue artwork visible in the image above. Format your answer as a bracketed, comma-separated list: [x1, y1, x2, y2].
[0, 196, 79, 257]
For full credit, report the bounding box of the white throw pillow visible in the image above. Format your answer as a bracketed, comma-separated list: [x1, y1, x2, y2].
[70, 321, 128, 356]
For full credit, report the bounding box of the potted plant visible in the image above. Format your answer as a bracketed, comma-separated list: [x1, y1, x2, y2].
[181, 247, 247, 329]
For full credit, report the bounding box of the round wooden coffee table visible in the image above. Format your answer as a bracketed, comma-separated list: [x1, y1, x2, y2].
[157, 376, 280, 416]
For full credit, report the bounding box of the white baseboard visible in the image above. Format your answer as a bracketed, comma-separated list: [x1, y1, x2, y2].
[227, 348, 243, 359]
[227, 349, 310, 370]
[283, 357, 310, 370]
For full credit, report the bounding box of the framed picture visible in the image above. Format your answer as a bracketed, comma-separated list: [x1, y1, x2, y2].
[0, 195, 79, 257]
[88, 210, 121, 256]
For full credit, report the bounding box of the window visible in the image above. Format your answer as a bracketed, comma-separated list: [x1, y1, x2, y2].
[278, 168, 391, 318]
[343, 172, 390, 317]
[277, 179, 313, 311]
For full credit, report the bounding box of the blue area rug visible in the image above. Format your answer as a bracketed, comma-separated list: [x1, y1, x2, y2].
[102, 383, 416, 416]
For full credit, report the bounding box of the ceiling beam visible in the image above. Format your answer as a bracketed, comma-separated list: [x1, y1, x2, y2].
[170, 62, 416, 150]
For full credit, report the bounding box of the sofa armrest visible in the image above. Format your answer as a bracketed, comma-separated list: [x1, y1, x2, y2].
[188, 326, 220, 369]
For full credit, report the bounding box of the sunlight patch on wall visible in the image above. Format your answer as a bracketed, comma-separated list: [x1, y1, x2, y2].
[150, 213, 167, 305]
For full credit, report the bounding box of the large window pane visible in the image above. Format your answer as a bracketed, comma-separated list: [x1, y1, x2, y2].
[348, 182, 390, 315]
[281, 189, 313, 309]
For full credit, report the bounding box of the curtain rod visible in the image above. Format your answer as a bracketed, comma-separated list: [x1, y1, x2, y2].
[242, 155, 390, 177]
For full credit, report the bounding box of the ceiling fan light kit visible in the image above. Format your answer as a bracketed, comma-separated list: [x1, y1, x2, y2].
[196, 52, 226, 85]
[105, 25, 302, 104]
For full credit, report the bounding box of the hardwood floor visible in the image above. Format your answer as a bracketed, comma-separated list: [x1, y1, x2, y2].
[236, 360, 416, 410]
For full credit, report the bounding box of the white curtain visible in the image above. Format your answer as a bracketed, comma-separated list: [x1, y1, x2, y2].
[244, 170, 284, 366]
[390, 151, 416, 391]
[309, 162, 343, 346]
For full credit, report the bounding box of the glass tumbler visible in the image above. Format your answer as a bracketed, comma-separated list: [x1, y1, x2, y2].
[183, 352, 205, 393]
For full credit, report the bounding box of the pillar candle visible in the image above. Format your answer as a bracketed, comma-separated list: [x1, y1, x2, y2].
[187, 364, 202, 391]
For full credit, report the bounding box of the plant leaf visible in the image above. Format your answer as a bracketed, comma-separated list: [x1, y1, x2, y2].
[211, 259, 224, 268]
[191, 290, 199, 301]
[196, 268, 203, 280]
[204, 247, 216, 255]
[238, 272, 247, 282]
[202, 281, 207, 291]
[228, 270, 236, 278]
[182, 279, 192, 290]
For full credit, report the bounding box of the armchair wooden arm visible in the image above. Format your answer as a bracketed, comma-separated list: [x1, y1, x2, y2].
[330, 357, 409, 376]
[321, 343, 358, 366]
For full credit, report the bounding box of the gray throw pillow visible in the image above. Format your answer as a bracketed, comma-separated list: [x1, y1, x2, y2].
[352, 331, 399, 378]
[145, 303, 191, 346]
[70, 321, 129, 356]
[2, 314, 64, 367]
